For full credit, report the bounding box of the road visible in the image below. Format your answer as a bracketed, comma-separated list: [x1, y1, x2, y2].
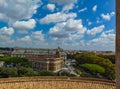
[62, 59, 80, 77]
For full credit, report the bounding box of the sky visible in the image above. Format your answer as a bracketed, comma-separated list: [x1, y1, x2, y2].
[0, 0, 116, 51]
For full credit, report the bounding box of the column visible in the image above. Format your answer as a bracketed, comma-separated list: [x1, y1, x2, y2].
[116, 0, 120, 89]
[46, 61, 49, 71]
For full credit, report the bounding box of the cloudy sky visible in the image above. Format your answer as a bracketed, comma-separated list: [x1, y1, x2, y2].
[0, 0, 115, 51]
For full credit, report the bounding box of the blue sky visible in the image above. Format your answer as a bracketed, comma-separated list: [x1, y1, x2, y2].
[0, 0, 115, 51]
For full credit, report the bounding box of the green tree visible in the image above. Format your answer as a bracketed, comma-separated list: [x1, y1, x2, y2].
[38, 70, 57, 76]
[97, 54, 115, 64]
[0, 56, 32, 67]
[60, 72, 71, 76]
[74, 53, 115, 80]
[18, 67, 38, 77]
[81, 64, 105, 74]
[0, 67, 18, 78]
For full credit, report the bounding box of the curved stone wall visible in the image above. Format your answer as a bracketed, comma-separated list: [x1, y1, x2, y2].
[0, 77, 116, 89]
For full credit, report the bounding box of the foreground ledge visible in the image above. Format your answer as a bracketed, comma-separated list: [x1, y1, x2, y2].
[0, 76, 116, 89]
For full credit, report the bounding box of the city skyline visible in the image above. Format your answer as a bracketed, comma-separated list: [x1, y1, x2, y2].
[0, 0, 115, 51]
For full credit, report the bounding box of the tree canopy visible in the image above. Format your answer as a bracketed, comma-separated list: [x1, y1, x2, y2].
[81, 63, 105, 74]
[0, 56, 32, 67]
[74, 53, 115, 80]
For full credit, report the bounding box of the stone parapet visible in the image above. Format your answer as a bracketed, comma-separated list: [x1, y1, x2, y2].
[0, 77, 116, 89]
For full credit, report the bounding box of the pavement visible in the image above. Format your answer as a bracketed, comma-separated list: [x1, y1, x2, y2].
[62, 59, 80, 77]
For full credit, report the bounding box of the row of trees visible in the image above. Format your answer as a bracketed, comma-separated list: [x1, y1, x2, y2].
[0, 67, 73, 78]
[0, 56, 32, 67]
[0, 67, 37, 78]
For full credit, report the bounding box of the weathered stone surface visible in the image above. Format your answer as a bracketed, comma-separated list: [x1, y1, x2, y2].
[116, 0, 120, 89]
[0, 77, 116, 89]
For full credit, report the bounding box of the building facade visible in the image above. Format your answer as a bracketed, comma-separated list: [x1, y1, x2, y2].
[11, 47, 67, 60]
[26, 56, 64, 72]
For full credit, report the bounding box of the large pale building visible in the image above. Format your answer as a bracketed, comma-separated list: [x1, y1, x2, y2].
[11, 47, 67, 60]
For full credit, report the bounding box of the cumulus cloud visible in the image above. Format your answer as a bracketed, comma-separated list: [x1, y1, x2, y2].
[15, 31, 46, 48]
[65, 19, 83, 32]
[19, 36, 31, 43]
[62, 3, 74, 12]
[18, 31, 44, 42]
[0, 0, 42, 23]
[87, 25, 105, 36]
[0, 27, 14, 46]
[101, 12, 115, 21]
[40, 12, 77, 24]
[92, 5, 97, 12]
[49, 0, 77, 12]
[88, 32, 115, 51]
[78, 7, 87, 13]
[13, 19, 36, 33]
[48, 19, 87, 44]
[31, 31, 45, 41]
[0, 27, 14, 36]
[47, 4, 55, 12]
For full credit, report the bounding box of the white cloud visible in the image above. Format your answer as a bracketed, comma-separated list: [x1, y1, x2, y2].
[86, 19, 92, 25]
[87, 25, 105, 36]
[0, 13, 8, 22]
[96, 17, 101, 23]
[0, 27, 14, 47]
[50, 0, 77, 5]
[48, 19, 86, 45]
[101, 12, 115, 21]
[20, 36, 31, 42]
[65, 19, 84, 32]
[40, 12, 77, 24]
[31, 31, 45, 41]
[0, 27, 14, 36]
[47, 4, 55, 12]
[92, 5, 97, 12]
[15, 30, 46, 48]
[62, 3, 74, 12]
[111, 12, 115, 16]
[88, 32, 115, 51]
[0, 0, 42, 23]
[105, 29, 114, 34]
[13, 19, 36, 33]
[49, 0, 77, 12]
[18, 31, 44, 42]
[88, 22, 92, 25]
[78, 7, 87, 13]
[101, 14, 110, 21]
